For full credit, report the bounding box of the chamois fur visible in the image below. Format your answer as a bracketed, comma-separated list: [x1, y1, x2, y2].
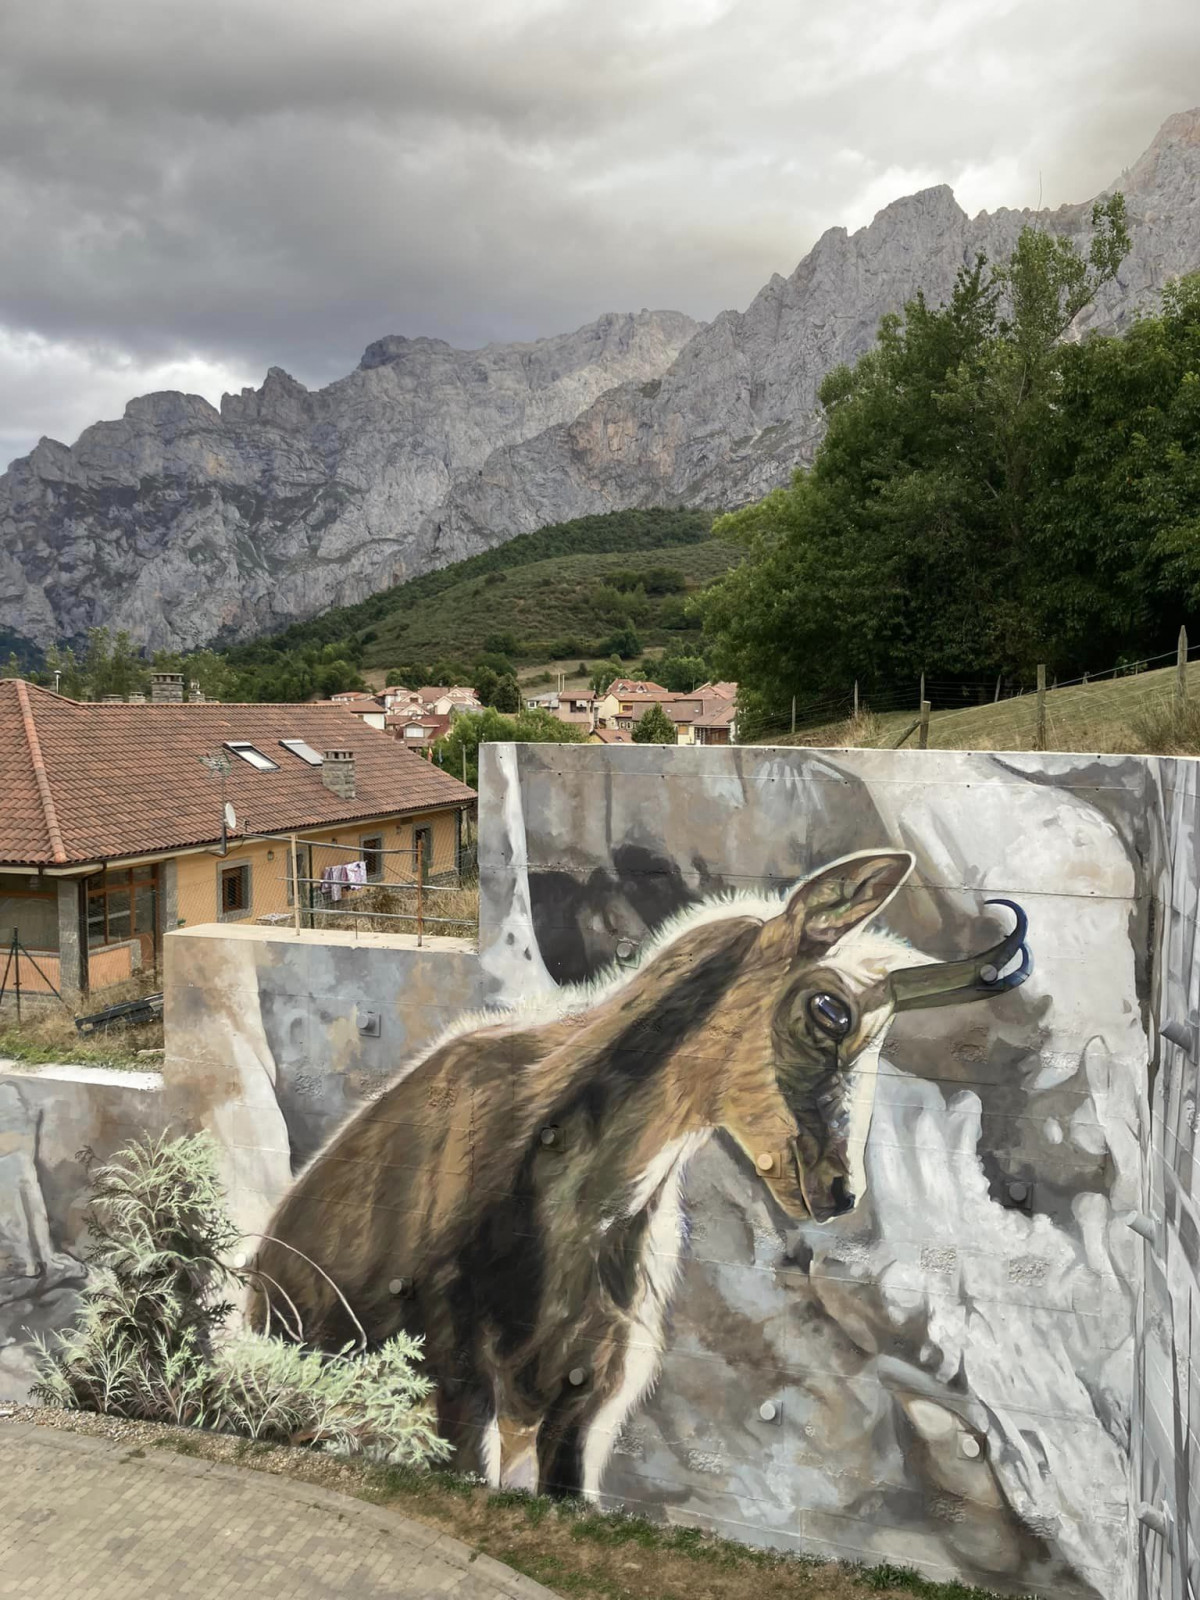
[249, 850, 929, 1496]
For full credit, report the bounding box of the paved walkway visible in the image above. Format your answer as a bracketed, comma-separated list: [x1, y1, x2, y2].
[0, 1422, 556, 1599]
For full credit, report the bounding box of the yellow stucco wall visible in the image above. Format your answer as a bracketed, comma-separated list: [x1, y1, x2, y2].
[172, 809, 462, 929]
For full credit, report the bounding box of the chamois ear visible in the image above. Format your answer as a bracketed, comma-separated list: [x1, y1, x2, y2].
[780, 850, 914, 947]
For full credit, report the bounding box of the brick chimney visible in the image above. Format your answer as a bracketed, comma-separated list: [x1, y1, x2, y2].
[321, 749, 356, 800]
[151, 672, 184, 703]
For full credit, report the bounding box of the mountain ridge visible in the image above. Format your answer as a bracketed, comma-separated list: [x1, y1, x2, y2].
[2, 109, 1198, 653]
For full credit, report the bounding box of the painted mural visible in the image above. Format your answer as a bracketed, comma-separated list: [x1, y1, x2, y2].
[6, 742, 1191, 1600]
[466, 744, 1147, 1600]
[250, 850, 1031, 1497]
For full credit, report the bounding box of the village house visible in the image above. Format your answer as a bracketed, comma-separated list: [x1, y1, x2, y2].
[420, 686, 481, 716]
[0, 677, 475, 1000]
[524, 689, 596, 730]
[322, 695, 387, 730]
[592, 678, 671, 728]
[385, 705, 452, 750]
[611, 681, 740, 745]
[382, 685, 480, 717]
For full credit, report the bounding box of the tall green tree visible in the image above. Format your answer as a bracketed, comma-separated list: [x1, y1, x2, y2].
[697, 199, 1146, 729]
[633, 703, 679, 744]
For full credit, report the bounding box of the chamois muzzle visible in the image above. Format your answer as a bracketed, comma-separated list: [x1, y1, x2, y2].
[887, 898, 1032, 1013]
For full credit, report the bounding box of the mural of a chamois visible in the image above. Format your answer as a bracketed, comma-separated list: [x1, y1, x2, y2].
[249, 849, 1030, 1497]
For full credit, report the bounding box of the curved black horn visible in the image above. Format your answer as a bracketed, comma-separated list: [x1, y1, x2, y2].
[888, 898, 1033, 1013]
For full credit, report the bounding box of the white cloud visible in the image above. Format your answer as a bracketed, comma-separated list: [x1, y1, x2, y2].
[0, 0, 1196, 464]
[0, 329, 254, 468]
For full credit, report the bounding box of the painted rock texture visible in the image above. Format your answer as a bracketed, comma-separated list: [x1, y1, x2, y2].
[1, 110, 1198, 652]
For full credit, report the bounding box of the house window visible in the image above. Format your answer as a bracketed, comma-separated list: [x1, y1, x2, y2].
[286, 844, 312, 908]
[86, 866, 158, 949]
[361, 834, 384, 882]
[224, 741, 279, 772]
[220, 864, 251, 919]
[279, 738, 323, 767]
[412, 826, 433, 878]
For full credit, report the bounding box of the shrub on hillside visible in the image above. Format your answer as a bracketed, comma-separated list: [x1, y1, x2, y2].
[602, 623, 642, 660]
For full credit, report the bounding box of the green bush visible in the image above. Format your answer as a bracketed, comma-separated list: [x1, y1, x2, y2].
[33, 1133, 448, 1468]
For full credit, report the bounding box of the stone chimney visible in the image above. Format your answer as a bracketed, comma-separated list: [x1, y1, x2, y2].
[101, 694, 124, 703]
[151, 672, 184, 703]
[189, 680, 205, 702]
[127, 692, 147, 703]
[321, 749, 356, 800]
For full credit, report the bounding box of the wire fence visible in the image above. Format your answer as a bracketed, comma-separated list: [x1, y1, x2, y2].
[758, 637, 1200, 754]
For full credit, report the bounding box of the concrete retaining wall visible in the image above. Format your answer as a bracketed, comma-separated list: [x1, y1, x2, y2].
[7, 741, 1200, 1600]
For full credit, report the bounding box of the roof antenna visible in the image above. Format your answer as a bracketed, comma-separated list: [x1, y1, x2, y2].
[200, 750, 233, 856]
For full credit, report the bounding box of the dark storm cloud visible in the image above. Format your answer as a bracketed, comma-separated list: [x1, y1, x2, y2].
[1, 0, 1198, 464]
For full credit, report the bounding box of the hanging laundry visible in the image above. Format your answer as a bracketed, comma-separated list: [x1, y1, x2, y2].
[344, 859, 368, 888]
[321, 862, 350, 902]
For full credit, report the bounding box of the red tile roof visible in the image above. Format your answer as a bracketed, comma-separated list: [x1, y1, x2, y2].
[607, 679, 668, 698]
[0, 681, 476, 867]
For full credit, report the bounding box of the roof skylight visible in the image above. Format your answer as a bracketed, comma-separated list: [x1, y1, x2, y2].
[279, 738, 323, 767]
[224, 741, 279, 772]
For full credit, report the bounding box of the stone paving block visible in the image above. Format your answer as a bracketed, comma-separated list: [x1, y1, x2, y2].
[0, 1423, 556, 1600]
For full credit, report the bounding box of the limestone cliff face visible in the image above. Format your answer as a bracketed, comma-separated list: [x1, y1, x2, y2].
[2, 111, 1198, 652]
[0, 311, 700, 650]
[436, 109, 1200, 547]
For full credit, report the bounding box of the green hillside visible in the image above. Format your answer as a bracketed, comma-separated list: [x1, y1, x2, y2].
[359, 539, 739, 670]
[213, 508, 739, 695]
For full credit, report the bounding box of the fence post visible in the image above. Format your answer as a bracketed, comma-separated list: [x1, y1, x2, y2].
[791, 696, 796, 735]
[416, 846, 425, 949]
[13, 929, 21, 1026]
[918, 700, 931, 750]
[994, 673, 1002, 704]
[290, 833, 301, 935]
[853, 680, 859, 719]
[919, 672, 925, 712]
[1035, 664, 1047, 751]
[1178, 625, 1188, 713]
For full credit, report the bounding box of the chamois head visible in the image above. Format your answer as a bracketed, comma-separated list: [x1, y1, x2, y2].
[710, 851, 1031, 1224]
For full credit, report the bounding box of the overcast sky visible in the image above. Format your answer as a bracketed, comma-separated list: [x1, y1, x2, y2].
[2, 0, 1197, 468]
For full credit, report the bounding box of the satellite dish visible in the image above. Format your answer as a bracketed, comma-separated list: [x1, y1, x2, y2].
[224, 801, 237, 833]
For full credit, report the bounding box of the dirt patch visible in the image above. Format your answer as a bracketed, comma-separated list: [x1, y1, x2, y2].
[2, 1405, 1005, 1600]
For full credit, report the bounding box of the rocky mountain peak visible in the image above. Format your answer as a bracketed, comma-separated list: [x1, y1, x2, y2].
[0, 111, 1196, 656]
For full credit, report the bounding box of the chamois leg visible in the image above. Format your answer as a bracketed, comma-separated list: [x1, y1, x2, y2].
[536, 1411, 585, 1499]
[436, 1385, 493, 1479]
[493, 1416, 543, 1491]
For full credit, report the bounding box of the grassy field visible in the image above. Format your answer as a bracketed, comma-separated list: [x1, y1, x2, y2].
[765, 658, 1200, 756]
[360, 540, 739, 672]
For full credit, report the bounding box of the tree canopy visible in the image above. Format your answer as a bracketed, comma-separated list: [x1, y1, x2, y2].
[632, 702, 679, 744]
[431, 707, 587, 790]
[696, 197, 1200, 731]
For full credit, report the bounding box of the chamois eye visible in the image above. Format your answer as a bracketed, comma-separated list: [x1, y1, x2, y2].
[808, 992, 853, 1039]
